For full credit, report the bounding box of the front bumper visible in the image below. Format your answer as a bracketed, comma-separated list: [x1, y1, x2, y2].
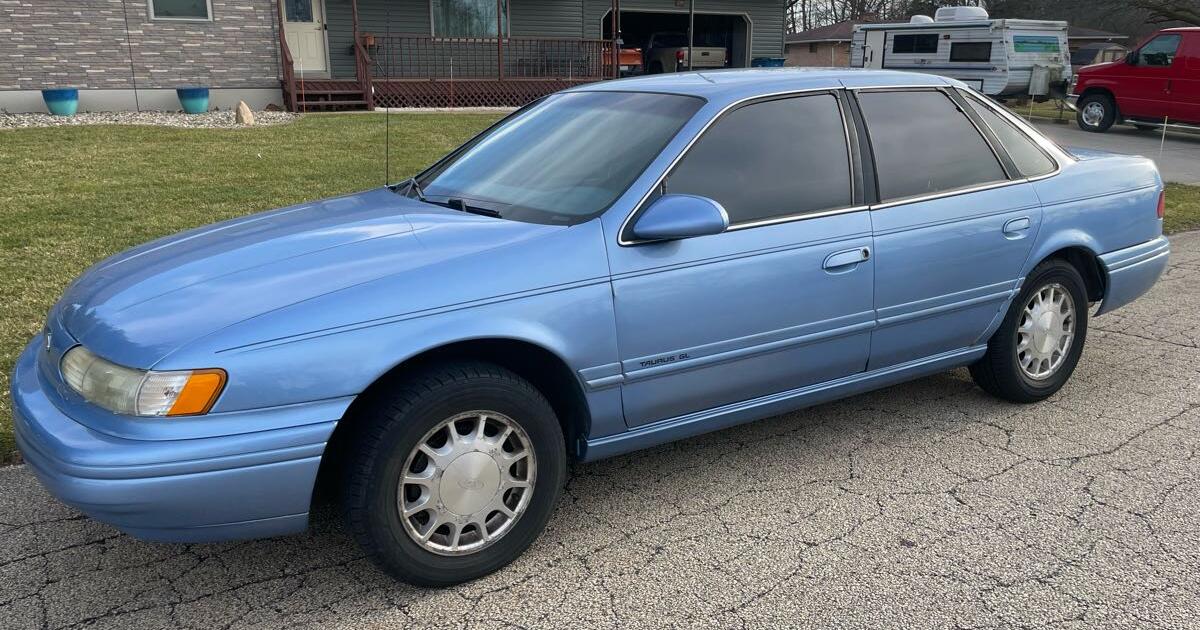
[1096, 236, 1170, 316]
[11, 337, 345, 542]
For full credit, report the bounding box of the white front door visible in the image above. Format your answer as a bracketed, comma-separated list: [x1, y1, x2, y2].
[283, 0, 328, 74]
[864, 30, 886, 68]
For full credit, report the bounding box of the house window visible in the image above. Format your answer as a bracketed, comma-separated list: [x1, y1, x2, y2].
[950, 42, 993, 62]
[148, 0, 212, 21]
[435, 0, 509, 37]
[892, 33, 939, 54]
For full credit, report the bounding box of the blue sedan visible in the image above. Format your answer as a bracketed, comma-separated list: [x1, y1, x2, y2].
[12, 69, 1169, 586]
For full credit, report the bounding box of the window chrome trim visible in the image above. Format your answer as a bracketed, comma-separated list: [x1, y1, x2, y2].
[618, 87, 857, 246]
[868, 178, 1023, 211]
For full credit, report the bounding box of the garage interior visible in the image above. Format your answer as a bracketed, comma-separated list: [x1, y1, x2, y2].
[602, 11, 750, 69]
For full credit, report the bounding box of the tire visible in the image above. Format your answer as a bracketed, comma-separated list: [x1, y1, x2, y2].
[970, 259, 1089, 403]
[1076, 93, 1116, 132]
[648, 60, 664, 74]
[341, 362, 566, 587]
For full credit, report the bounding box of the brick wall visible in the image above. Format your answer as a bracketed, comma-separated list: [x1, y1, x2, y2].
[785, 42, 851, 67]
[0, 0, 282, 90]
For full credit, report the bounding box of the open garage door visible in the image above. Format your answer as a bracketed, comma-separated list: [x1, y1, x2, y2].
[602, 10, 751, 70]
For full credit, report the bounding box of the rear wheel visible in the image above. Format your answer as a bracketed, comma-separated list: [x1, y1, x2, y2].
[1076, 93, 1116, 132]
[341, 362, 565, 587]
[970, 259, 1089, 403]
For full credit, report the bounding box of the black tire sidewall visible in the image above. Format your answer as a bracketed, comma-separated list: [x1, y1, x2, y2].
[1076, 94, 1116, 132]
[352, 371, 565, 587]
[996, 262, 1089, 400]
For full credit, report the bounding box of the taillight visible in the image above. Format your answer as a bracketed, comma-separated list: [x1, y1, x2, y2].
[1157, 190, 1166, 219]
[676, 50, 685, 62]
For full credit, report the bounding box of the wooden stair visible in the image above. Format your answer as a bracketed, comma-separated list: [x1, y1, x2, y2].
[291, 80, 372, 112]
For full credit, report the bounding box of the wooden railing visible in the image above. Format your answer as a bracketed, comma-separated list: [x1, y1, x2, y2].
[276, 2, 297, 112]
[354, 39, 375, 110]
[365, 35, 610, 81]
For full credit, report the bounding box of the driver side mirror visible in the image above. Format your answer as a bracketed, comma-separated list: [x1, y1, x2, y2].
[1125, 51, 1138, 65]
[630, 194, 729, 242]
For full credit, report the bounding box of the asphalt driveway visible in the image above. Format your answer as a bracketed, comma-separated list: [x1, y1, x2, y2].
[2, 232, 1199, 629]
[1031, 119, 1200, 185]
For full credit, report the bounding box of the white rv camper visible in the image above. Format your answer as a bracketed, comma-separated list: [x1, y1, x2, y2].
[850, 6, 1072, 100]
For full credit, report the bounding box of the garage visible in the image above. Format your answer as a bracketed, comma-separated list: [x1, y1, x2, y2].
[601, 10, 752, 69]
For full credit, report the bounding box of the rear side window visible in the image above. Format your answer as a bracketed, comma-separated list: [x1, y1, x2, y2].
[950, 42, 992, 62]
[893, 34, 939, 54]
[665, 94, 852, 225]
[961, 93, 1056, 178]
[857, 90, 1006, 201]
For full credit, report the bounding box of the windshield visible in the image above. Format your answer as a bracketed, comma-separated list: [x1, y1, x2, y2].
[417, 91, 704, 225]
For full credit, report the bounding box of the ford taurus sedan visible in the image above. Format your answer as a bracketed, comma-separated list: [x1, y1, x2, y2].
[12, 69, 1169, 586]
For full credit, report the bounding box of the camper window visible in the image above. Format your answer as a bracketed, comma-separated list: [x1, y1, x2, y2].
[893, 34, 939, 54]
[950, 42, 992, 63]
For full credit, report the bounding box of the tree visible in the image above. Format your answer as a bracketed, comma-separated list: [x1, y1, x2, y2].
[1128, 0, 1200, 25]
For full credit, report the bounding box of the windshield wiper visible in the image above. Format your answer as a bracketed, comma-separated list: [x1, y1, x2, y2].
[448, 198, 502, 218]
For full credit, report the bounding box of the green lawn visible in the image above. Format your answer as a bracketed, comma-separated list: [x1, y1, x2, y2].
[0, 114, 1198, 465]
[0, 113, 501, 464]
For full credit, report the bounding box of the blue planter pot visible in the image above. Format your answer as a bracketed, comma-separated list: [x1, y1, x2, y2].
[176, 87, 210, 114]
[42, 88, 79, 116]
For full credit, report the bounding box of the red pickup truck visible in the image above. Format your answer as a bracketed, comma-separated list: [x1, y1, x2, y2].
[1072, 27, 1199, 132]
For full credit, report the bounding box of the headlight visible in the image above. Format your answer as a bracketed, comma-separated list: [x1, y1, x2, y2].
[60, 346, 226, 416]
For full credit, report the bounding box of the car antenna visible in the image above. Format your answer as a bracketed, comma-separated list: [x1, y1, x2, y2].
[384, 0, 391, 187]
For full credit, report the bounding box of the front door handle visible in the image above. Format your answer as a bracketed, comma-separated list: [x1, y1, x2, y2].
[1003, 217, 1031, 238]
[823, 247, 871, 271]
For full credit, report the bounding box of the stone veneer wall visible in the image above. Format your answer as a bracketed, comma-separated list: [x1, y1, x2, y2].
[0, 0, 282, 91]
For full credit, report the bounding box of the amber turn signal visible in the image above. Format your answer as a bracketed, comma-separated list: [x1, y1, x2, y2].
[166, 370, 227, 416]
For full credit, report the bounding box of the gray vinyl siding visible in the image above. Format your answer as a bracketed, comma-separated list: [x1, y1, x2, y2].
[583, 0, 785, 59]
[510, 0, 586, 38]
[326, 0, 431, 79]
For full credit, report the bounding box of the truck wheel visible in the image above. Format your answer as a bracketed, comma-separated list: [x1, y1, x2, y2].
[970, 259, 1089, 403]
[1076, 93, 1116, 132]
[341, 362, 566, 587]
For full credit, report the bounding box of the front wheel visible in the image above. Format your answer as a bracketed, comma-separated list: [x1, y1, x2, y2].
[1076, 93, 1116, 132]
[970, 259, 1089, 403]
[341, 362, 565, 587]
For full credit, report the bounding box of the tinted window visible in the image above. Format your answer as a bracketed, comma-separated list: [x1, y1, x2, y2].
[664, 94, 852, 225]
[961, 93, 1056, 178]
[1137, 34, 1181, 66]
[420, 91, 702, 225]
[858, 90, 1006, 201]
[893, 34, 939, 54]
[950, 42, 992, 62]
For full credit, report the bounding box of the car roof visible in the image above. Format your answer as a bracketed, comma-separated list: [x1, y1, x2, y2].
[569, 68, 954, 105]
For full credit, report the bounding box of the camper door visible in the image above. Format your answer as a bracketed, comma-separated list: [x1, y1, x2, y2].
[863, 30, 886, 68]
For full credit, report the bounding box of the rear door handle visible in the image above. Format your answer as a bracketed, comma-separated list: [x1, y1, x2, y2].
[1003, 217, 1031, 238]
[823, 247, 870, 271]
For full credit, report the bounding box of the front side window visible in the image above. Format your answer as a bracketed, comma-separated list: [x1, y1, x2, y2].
[664, 94, 853, 225]
[149, 0, 210, 20]
[950, 42, 992, 62]
[436, 0, 508, 37]
[857, 90, 1006, 201]
[961, 92, 1056, 178]
[418, 91, 702, 225]
[893, 34, 939, 54]
[1137, 34, 1181, 66]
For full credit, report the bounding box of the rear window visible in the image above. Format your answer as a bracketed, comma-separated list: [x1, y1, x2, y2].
[857, 90, 1006, 202]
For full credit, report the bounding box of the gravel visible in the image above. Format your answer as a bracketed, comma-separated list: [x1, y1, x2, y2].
[0, 110, 300, 130]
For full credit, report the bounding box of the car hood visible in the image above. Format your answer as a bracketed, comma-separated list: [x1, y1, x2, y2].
[55, 188, 563, 367]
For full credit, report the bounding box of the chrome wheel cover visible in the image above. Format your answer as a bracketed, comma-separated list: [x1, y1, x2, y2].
[398, 411, 536, 556]
[1081, 102, 1106, 127]
[1016, 283, 1076, 381]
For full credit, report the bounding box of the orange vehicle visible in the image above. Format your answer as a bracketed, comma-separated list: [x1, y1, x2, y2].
[603, 46, 644, 77]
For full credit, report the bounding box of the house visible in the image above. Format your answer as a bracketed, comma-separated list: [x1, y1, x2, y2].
[0, 0, 787, 113]
[783, 20, 859, 67]
[1066, 25, 1128, 52]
